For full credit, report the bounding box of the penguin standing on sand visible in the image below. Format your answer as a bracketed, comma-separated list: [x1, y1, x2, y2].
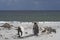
[17, 22, 24, 37]
[17, 26, 23, 37]
[33, 22, 39, 36]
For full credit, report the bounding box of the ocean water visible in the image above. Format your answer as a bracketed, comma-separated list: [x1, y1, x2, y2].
[0, 15, 60, 21]
[0, 11, 60, 21]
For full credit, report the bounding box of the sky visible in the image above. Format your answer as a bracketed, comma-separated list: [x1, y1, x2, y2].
[0, 0, 60, 10]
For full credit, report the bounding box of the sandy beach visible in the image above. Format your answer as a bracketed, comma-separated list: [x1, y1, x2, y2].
[0, 21, 60, 40]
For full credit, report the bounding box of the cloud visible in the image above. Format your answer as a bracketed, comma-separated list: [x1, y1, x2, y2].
[0, 0, 22, 5]
[0, 0, 59, 6]
[0, 0, 60, 10]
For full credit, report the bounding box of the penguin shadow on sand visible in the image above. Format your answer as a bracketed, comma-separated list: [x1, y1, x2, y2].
[17, 34, 35, 39]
